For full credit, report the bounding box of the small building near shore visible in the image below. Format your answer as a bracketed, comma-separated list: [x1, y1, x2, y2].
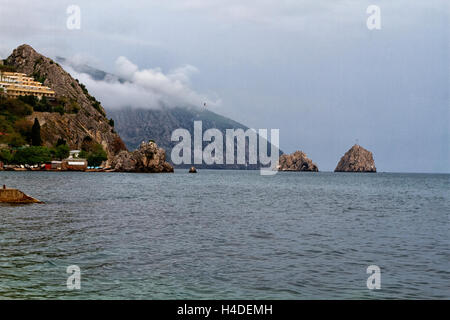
[51, 161, 62, 170]
[61, 158, 87, 171]
[0, 71, 56, 99]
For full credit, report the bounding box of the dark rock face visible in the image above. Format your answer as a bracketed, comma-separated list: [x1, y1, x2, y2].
[110, 141, 174, 173]
[278, 151, 318, 172]
[335, 145, 376, 172]
[5, 44, 127, 160]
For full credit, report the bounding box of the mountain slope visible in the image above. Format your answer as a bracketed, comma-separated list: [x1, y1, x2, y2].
[108, 107, 265, 169]
[107, 106, 248, 151]
[58, 57, 281, 169]
[5, 45, 126, 159]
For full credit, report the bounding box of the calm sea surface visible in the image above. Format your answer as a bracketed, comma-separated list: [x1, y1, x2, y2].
[0, 170, 448, 299]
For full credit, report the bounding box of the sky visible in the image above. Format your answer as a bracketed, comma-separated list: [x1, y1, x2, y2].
[0, 0, 448, 172]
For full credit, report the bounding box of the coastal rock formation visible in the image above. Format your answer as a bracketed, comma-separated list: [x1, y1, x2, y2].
[110, 141, 174, 173]
[189, 166, 197, 173]
[335, 145, 376, 172]
[278, 151, 319, 172]
[5, 44, 127, 160]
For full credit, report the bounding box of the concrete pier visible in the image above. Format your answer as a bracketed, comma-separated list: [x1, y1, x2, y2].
[0, 186, 43, 204]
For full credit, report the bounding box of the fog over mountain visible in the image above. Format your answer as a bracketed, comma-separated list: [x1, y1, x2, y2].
[58, 58, 279, 168]
[58, 56, 219, 110]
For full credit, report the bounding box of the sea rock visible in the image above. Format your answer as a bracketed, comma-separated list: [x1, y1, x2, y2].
[189, 166, 197, 173]
[110, 141, 174, 173]
[335, 144, 376, 172]
[278, 151, 319, 172]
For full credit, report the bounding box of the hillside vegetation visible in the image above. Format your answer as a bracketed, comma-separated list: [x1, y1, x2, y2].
[0, 95, 107, 165]
[4, 44, 127, 160]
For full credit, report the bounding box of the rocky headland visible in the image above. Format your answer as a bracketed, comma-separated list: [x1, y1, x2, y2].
[278, 151, 319, 172]
[2, 44, 174, 174]
[335, 144, 376, 172]
[5, 44, 126, 159]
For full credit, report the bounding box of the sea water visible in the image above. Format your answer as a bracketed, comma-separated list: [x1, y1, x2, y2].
[0, 170, 448, 299]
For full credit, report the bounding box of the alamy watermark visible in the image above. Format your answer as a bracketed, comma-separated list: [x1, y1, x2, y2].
[171, 121, 279, 175]
[367, 5, 381, 30]
[66, 5, 81, 30]
[366, 265, 381, 290]
[66, 265, 81, 290]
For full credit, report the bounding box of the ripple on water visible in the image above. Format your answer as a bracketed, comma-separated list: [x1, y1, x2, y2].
[0, 171, 449, 299]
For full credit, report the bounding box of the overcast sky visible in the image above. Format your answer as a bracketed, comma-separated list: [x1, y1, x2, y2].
[0, 0, 448, 172]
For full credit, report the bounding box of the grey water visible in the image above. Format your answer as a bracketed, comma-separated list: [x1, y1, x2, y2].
[0, 170, 448, 299]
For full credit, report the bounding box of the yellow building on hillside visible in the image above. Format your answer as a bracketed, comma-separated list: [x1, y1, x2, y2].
[0, 71, 56, 99]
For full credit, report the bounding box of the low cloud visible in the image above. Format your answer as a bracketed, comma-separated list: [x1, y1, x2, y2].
[63, 56, 219, 110]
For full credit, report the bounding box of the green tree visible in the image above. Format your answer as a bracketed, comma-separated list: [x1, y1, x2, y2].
[14, 118, 33, 143]
[7, 132, 26, 147]
[18, 95, 38, 108]
[0, 149, 13, 164]
[12, 146, 52, 164]
[51, 143, 70, 160]
[53, 105, 65, 115]
[0, 98, 33, 117]
[56, 138, 67, 146]
[79, 143, 107, 167]
[31, 118, 42, 146]
[35, 96, 52, 112]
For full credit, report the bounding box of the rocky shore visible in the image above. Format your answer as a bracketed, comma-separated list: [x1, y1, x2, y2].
[335, 145, 376, 172]
[0, 141, 174, 173]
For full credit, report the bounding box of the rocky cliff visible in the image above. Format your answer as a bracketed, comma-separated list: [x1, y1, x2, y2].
[335, 145, 376, 172]
[5, 44, 126, 159]
[110, 141, 173, 173]
[278, 151, 319, 172]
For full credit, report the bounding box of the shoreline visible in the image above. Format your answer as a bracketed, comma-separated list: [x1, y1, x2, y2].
[0, 168, 448, 174]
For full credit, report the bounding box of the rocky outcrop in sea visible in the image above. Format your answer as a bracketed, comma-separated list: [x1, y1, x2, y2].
[110, 141, 174, 173]
[189, 166, 197, 173]
[335, 144, 376, 172]
[278, 151, 319, 172]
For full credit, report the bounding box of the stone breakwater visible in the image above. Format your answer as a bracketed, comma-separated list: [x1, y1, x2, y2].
[0, 187, 43, 204]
